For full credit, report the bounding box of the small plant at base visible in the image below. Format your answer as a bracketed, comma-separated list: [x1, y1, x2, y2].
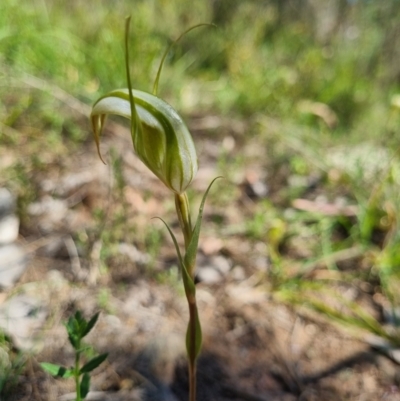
[41, 311, 107, 401]
[0, 335, 26, 398]
[90, 17, 217, 401]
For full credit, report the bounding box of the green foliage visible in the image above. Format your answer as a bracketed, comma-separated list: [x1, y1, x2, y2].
[0, 334, 26, 398]
[41, 311, 107, 401]
[40, 363, 73, 378]
[2, 0, 399, 124]
[281, 288, 400, 347]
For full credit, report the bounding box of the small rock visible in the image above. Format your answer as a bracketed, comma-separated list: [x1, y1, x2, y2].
[27, 196, 69, 232]
[28, 196, 68, 217]
[0, 244, 28, 288]
[196, 255, 231, 284]
[0, 188, 19, 244]
[231, 265, 246, 281]
[0, 214, 19, 244]
[196, 288, 216, 308]
[197, 267, 222, 284]
[0, 294, 47, 350]
[41, 171, 94, 196]
[211, 255, 231, 275]
[254, 255, 269, 271]
[118, 243, 150, 265]
[0, 188, 16, 218]
[244, 169, 268, 199]
[46, 269, 69, 289]
[103, 314, 122, 330]
[201, 237, 223, 255]
[226, 284, 267, 305]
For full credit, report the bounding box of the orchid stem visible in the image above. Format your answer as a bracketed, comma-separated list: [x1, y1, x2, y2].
[175, 192, 193, 250]
[175, 191, 198, 401]
[188, 299, 198, 401]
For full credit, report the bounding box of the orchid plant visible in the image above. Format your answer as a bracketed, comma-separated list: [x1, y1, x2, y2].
[90, 17, 217, 401]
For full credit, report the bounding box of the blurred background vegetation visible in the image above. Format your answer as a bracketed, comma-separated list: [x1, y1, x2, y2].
[1, 0, 400, 349]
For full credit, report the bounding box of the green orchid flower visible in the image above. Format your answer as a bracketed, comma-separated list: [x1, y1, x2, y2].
[91, 89, 197, 194]
[90, 19, 201, 194]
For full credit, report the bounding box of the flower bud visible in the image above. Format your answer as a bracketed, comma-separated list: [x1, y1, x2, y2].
[91, 89, 198, 194]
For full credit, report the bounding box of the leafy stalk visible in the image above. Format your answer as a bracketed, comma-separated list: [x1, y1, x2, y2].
[41, 311, 107, 401]
[91, 16, 218, 401]
[173, 178, 220, 401]
[75, 340, 81, 401]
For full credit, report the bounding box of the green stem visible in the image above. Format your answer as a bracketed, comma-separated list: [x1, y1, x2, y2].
[175, 191, 198, 401]
[188, 299, 197, 401]
[175, 192, 193, 249]
[75, 341, 81, 401]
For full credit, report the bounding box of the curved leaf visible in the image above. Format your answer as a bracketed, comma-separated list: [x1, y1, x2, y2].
[80, 353, 108, 374]
[153, 217, 196, 298]
[81, 312, 100, 337]
[80, 373, 91, 399]
[184, 177, 222, 273]
[152, 23, 215, 96]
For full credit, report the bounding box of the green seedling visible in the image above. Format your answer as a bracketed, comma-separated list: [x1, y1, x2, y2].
[0, 334, 26, 398]
[41, 311, 107, 401]
[90, 17, 216, 401]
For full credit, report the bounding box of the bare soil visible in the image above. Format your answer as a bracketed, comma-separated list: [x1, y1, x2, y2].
[3, 110, 400, 401]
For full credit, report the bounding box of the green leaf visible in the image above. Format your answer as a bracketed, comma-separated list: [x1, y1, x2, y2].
[67, 315, 80, 336]
[40, 363, 73, 378]
[74, 310, 83, 322]
[79, 353, 108, 374]
[186, 305, 202, 361]
[80, 373, 90, 399]
[66, 319, 79, 349]
[66, 316, 75, 333]
[66, 329, 79, 349]
[124, 16, 140, 159]
[68, 336, 78, 349]
[81, 312, 100, 337]
[184, 177, 221, 272]
[153, 217, 195, 298]
[74, 311, 86, 333]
